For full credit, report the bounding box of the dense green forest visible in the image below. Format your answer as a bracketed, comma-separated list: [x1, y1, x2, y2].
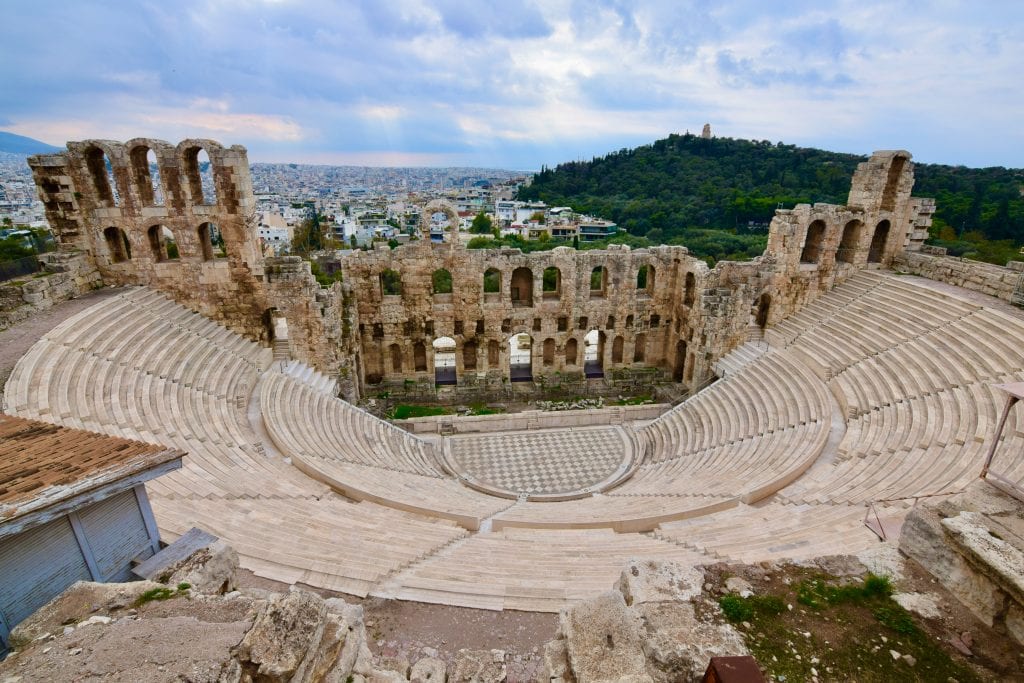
[518, 134, 1024, 265]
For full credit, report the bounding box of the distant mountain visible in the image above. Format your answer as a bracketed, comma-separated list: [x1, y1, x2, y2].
[0, 131, 62, 155]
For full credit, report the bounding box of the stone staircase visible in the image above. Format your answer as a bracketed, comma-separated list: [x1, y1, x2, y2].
[713, 341, 769, 378]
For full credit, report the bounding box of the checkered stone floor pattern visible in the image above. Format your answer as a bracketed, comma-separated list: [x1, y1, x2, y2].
[449, 427, 627, 495]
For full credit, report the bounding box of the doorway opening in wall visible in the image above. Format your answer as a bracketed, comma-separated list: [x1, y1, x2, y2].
[508, 333, 533, 382]
[583, 329, 605, 378]
[433, 337, 457, 386]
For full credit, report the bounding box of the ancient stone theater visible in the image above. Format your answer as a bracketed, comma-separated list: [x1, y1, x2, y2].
[3, 137, 1022, 624]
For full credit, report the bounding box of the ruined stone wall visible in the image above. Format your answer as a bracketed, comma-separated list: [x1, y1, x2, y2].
[894, 251, 1024, 303]
[0, 252, 102, 331]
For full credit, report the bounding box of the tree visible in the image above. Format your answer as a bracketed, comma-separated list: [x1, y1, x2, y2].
[470, 211, 493, 234]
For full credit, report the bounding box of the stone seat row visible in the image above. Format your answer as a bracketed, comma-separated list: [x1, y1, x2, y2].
[374, 527, 710, 612]
[615, 421, 828, 503]
[769, 271, 885, 345]
[281, 360, 338, 395]
[151, 494, 469, 599]
[652, 501, 888, 563]
[260, 371, 441, 476]
[642, 347, 830, 461]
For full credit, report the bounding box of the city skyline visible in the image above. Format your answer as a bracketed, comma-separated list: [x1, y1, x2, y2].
[2, 1, 1022, 170]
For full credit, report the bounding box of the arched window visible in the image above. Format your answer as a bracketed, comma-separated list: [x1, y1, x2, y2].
[612, 335, 624, 364]
[380, 269, 402, 296]
[649, 314, 660, 327]
[590, 266, 606, 297]
[868, 220, 890, 263]
[880, 155, 907, 212]
[543, 338, 555, 366]
[565, 338, 578, 365]
[542, 267, 561, 299]
[197, 222, 220, 260]
[837, 220, 861, 263]
[636, 264, 654, 294]
[684, 272, 696, 306]
[625, 314, 634, 328]
[483, 268, 501, 300]
[86, 147, 117, 207]
[103, 226, 130, 263]
[432, 268, 453, 294]
[130, 146, 163, 206]
[800, 220, 826, 264]
[390, 343, 402, 373]
[633, 334, 646, 363]
[147, 225, 166, 262]
[463, 340, 478, 371]
[183, 146, 216, 205]
[510, 267, 533, 307]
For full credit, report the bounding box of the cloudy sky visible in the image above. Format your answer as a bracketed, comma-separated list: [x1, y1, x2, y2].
[1, 1, 1021, 169]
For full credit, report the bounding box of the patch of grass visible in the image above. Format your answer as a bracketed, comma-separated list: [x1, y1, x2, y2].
[132, 582, 191, 607]
[797, 572, 892, 609]
[389, 404, 450, 420]
[719, 594, 786, 623]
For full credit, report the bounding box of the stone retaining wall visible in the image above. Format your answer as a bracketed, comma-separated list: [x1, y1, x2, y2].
[894, 251, 1024, 303]
[0, 252, 102, 331]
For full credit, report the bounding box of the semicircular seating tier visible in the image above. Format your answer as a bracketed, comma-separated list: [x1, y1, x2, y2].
[5, 272, 1024, 613]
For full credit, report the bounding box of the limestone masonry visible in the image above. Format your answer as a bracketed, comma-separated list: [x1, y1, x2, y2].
[24, 139, 937, 399]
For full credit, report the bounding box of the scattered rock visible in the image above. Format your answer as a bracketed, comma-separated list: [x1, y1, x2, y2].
[902, 654, 917, 667]
[451, 648, 508, 683]
[724, 577, 753, 597]
[893, 592, 941, 619]
[617, 560, 704, 606]
[889, 649, 901, 660]
[410, 656, 446, 683]
[165, 540, 239, 595]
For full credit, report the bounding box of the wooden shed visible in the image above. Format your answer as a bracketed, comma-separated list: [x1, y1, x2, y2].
[0, 415, 182, 651]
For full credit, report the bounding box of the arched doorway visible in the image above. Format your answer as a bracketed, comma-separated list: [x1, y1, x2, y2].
[103, 227, 130, 263]
[800, 220, 826, 264]
[508, 334, 533, 382]
[837, 220, 862, 263]
[565, 338, 578, 366]
[673, 340, 687, 382]
[868, 220, 890, 263]
[584, 329, 604, 378]
[755, 294, 771, 329]
[433, 337, 456, 385]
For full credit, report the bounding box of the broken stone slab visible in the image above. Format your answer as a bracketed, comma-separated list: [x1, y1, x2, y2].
[942, 511, 1024, 607]
[133, 526, 219, 580]
[637, 602, 748, 683]
[409, 656, 447, 683]
[541, 639, 572, 683]
[234, 589, 328, 683]
[617, 560, 704, 606]
[892, 592, 942, 619]
[166, 539, 240, 595]
[451, 649, 507, 683]
[560, 591, 651, 683]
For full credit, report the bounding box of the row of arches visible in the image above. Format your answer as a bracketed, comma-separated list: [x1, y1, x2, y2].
[799, 219, 892, 266]
[378, 263, 700, 306]
[373, 330, 660, 386]
[81, 143, 218, 210]
[102, 222, 224, 264]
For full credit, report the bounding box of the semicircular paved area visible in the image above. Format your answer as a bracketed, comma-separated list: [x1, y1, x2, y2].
[447, 426, 633, 497]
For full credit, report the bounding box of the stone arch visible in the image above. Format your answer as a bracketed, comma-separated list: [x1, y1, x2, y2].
[673, 340, 687, 382]
[684, 272, 696, 306]
[508, 333, 533, 382]
[413, 341, 427, 372]
[463, 339, 478, 371]
[433, 337, 456, 385]
[800, 220, 826, 264]
[380, 268, 402, 296]
[421, 199, 459, 241]
[868, 220, 890, 263]
[542, 266, 561, 300]
[510, 267, 533, 307]
[633, 333, 646, 363]
[85, 146, 117, 207]
[590, 266, 606, 297]
[389, 343, 403, 373]
[103, 226, 130, 263]
[483, 267, 501, 298]
[146, 224, 178, 262]
[197, 222, 220, 260]
[543, 338, 555, 366]
[837, 220, 862, 263]
[181, 144, 217, 205]
[565, 338, 578, 365]
[431, 268, 453, 295]
[880, 155, 908, 212]
[129, 144, 163, 206]
[612, 335, 624, 364]
[755, 293, 771, 329]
